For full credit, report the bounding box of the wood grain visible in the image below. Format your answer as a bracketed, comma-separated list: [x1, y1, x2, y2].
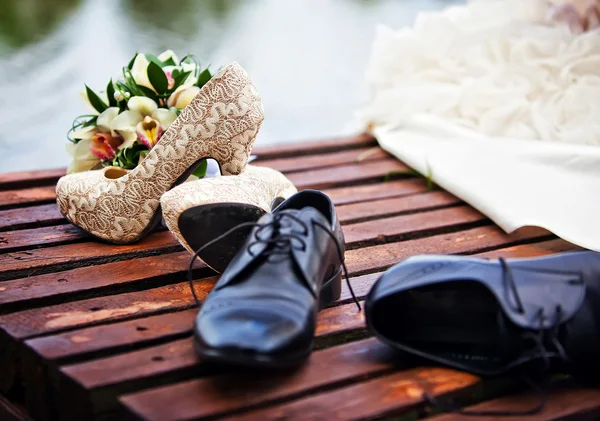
[0, 231, 181, 282]
[0, 186, 56, 210]
[26, 238, 577, 421]
[337, 190, 461, 225]
[256, 147, 389, 173]
[344, 225, 552, 276]
[0, 189, 459, 254]
[114, 338, 400, 421]
[324, 178, 429, 206]
[429, 386, 600, 421]
[0, 204, 63, 232]
[252, 133, 376, 159]
[55, 310, 370, 421]
[0, 203, 482, 282]
[288, 158, 410, 190]
[0, 225, 85, 253]
[343, 205, 486, 248]
[120, 365, 479, 421]
[0, 251, 206, 313]
[24, 238, 576, 366]
[0, 168, 65, 191]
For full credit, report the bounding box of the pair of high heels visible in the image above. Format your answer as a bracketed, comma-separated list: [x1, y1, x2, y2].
[56, 62, 296, 272]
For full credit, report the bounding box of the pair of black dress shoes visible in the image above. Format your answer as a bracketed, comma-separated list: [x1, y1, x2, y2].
[186, 189, 600, 382]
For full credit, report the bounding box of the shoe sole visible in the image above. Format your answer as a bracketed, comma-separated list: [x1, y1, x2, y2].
[193, 267, 343, 368]
[178, 203, 267, 273]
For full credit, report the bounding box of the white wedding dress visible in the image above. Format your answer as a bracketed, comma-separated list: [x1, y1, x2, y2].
[361, 0, 600, 252]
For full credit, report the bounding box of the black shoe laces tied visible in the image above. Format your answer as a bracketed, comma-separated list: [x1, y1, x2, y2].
[424, 257, 571, 417]
[187, 212, 361, 311]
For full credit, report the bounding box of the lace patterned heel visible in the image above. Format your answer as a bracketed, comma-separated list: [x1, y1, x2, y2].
[56, 62, 263, 244]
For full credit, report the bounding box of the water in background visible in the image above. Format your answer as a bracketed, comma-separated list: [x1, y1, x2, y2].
[0, 0, 459, 173]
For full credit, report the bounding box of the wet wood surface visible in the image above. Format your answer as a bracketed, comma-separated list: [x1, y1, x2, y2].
[0, 134, 595, 421]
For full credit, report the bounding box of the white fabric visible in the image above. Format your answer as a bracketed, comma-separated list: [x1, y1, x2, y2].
[361, 0, 600, 251]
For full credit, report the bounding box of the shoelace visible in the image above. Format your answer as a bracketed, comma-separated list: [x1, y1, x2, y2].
[187, 212, 361, 311]
[424, 257, 571, 417]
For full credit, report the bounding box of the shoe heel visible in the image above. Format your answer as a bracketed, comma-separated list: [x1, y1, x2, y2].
[319, 267, 342, 310]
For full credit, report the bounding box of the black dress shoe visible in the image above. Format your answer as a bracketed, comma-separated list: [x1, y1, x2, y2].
[192, 190, 357, 367]
[365, 251, 600, 377]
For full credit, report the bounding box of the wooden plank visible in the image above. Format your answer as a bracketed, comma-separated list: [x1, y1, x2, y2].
[288, 158, 410, 190]
[0, 186, 56, 210]
[54, 311, 371, 421]
[0, 225, 85, 254]
[118, 365, 478, 421]
[0, 204, 64, 232]
[337, 190, 461, 225]
[429, 386, 600, 421]
[0, 231, 181, 282]
[0, 252, 206, 314]
[0, 203, 482, 282]
[2, 225, 549, 344]
[255, 147, 389, 173]
[22, 238, 577, 367]
[344, 225, 551, 277]
[343, 205, 486, 248]
[477, 238, 582, 258]
[40, 238, 577, 419]
[0, 168, 65, 191]
[0, 190, 459, 254]
[323, 178, 428, 205]
[2, 226, 552, 403]
[252, 133, 376, 159]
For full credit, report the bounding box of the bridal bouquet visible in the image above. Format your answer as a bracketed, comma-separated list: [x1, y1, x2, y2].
[67, 50, 212, 175]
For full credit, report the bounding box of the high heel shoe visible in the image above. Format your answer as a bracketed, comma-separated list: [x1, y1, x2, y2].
[56, 62, 263, 244]
[160, 165, 296, 273]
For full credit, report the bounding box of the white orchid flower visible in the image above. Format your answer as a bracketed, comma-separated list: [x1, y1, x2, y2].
[167, 86, 201, 109]
[66, 138, 100, 173]
[158, 50, 179, 63]
[128, 96, 158, 116]
[131, 54, 154, 92]
[126, 96, 177, 148]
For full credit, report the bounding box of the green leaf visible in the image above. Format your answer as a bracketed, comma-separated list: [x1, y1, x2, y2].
[122, 68, 144, 96]
[145, 54, 163, 67]
[161, 57, 177, 67]
[85, 85, 108, 113]
[171, 70, 192, 91]
[180, 54, 199, 66]
[137, 85, 159, 102]
[127, 53, 138, 70]
[82, 116, 98, 128]
[147, 61, 168, 94]
[192, 160, 208, 178]
[106, 79, 116, 106]
[112, 144, 147, 169]
[196, 68, 212, 88]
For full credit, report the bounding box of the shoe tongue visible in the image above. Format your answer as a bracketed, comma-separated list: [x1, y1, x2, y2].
[276, 206, 331, 228]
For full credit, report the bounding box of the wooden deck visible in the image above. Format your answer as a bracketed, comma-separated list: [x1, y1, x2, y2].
[0, 134, 598, 421]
